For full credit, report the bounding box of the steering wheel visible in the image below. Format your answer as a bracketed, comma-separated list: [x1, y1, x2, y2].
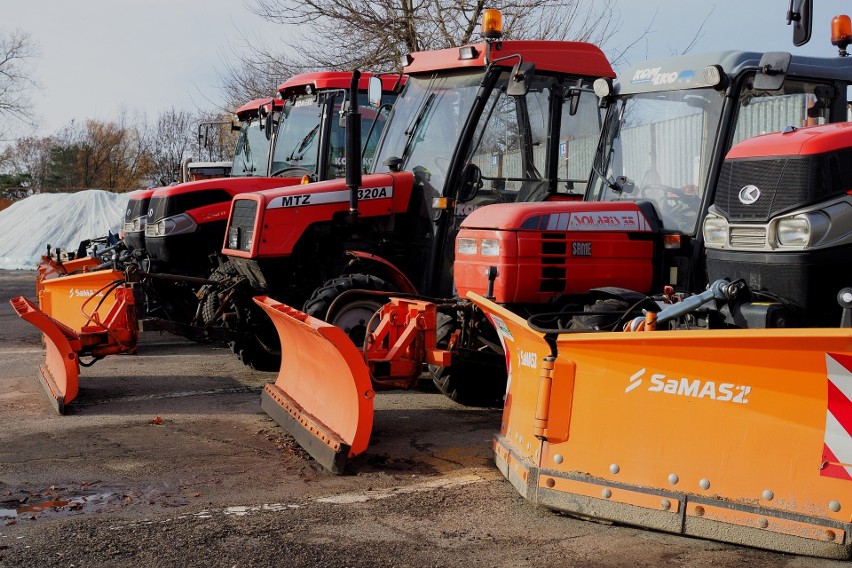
[271, 166, 314, 179]
[638, 183, 690, 202]
[639, 183, 699, 230]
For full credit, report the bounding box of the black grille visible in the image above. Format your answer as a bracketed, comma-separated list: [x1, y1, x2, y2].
[229, 200, 258, 251]
[715, 149, 852, 222]
[125, 196, 150, 221]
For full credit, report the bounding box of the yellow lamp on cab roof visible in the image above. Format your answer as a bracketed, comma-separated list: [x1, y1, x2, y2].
[482, 9, 503, 40]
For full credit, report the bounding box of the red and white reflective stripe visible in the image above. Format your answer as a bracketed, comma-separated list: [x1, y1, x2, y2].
[822, 353, 852, 481]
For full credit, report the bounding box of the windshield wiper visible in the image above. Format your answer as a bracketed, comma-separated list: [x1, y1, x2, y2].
[400, 93, 435, 163]
[287, 124, 320, 162]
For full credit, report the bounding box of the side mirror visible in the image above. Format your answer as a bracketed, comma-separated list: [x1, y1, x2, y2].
[459, 163, 483, 202]
[507, 62, 535, 97]
[197, 124, 209, 148]
[787, 0, 813, 47]
[753, 52, 791, 91]
[567, 79, 584, 116]
[368, 76, 383, 108]
[264, 98, 275, 140]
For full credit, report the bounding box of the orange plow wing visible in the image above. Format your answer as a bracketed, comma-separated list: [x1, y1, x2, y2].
[254, 296, 374, 474]
[469, 293, 852, 560]
[11, 295, 83, 413]
[10, 277, 138, 414]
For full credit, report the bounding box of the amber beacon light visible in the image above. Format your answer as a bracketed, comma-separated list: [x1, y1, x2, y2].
[482, 9, 503, 40]
[831, 14, 851, 56]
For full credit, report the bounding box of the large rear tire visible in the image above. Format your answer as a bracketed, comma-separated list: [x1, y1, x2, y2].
[429, 314, 506, 407]
[303, 274, 396, 347]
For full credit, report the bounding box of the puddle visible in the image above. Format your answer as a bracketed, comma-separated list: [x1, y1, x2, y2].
[0, 492, 122, 521]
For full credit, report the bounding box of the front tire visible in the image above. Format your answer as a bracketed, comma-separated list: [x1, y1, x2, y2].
[429, 314, 506, 407]
[303, 274, 396, 347]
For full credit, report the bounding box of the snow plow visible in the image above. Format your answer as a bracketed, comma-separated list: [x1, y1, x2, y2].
[470, 284, 852, 559]
[11, 271, 136, 413]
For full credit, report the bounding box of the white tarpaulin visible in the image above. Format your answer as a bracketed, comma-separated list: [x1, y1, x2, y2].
[0, 190, 132, 270]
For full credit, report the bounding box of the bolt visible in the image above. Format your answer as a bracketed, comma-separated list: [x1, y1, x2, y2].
[758, 518, 769, 529]
[610, 464, 620, 475]
[660, 499, 671, 511]
[668, 473, 679, 485]
[829, 500, 842, 512]
[694, 505, 705, 517]
[602, 488, 612, 499]
[553, 454, 564, 465]
[762, 490, 774, 501]
[825, 530, 837, 542]
[545, 478, 555, 488]
[699, 478, 711, 490]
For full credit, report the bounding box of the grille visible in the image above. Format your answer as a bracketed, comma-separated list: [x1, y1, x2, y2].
[538, 233, 567, 293]
[228, 200, 258, 251]
[715, 149, 852, 222]
[729, 226, 766, 248]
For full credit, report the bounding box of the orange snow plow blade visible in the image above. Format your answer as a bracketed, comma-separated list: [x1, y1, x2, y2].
[38, 269, 123, 332]
[254, 296, 374, 474]
[470, 292, 852, 560]
[11, 287, 137, 414]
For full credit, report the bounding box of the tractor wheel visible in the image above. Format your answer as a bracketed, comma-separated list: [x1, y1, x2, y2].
[303, 274, 396, 347]
[429, 314, 506, 407]
[228, 302, 281, 372]
[200, 261, 239, 325]
[568, 298, 630, 331]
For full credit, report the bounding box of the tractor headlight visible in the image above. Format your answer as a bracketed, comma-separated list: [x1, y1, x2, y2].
[776, 215, 810, 247]
[228, 226, 240, 249]
[702, 214, 728, 246]
[480, 238, 500, 257]
[149, 213, 197, 238]
[457, 237, 477, 255]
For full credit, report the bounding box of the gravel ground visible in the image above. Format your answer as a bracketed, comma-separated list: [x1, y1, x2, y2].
[0, 269, 846, 567]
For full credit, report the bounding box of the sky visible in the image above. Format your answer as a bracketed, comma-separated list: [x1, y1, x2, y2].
[2, 0, 851, 138]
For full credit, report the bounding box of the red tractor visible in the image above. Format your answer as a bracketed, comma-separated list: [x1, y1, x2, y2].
[214, 21, 613, 372]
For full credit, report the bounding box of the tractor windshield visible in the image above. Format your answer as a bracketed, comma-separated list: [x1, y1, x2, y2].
[588, 88, 725, 233]
[231, 118, 272, 177]
[372, 70, 482, 197]
[271, 94, 325, 177]
[374, 69, 602, 203]
[272, 91, 395, 180]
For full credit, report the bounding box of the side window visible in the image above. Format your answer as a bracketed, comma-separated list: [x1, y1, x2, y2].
[360, 93, 395, 174]
[732, 79, 833, 145]
[467, 76, 551, 201]
[557, 88, 601, 194]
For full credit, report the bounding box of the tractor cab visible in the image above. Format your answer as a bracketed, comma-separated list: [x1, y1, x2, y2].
[143, 73, 400, 275]
[586, 50, 852, 292]
[223, 41, 614, 302]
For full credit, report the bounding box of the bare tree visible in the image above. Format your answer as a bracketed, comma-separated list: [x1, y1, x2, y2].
[148, 108, 198, 185]
[218, 30, 301, 106]
[224, 1, 619, 92]
[0, 29, 39, 139]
